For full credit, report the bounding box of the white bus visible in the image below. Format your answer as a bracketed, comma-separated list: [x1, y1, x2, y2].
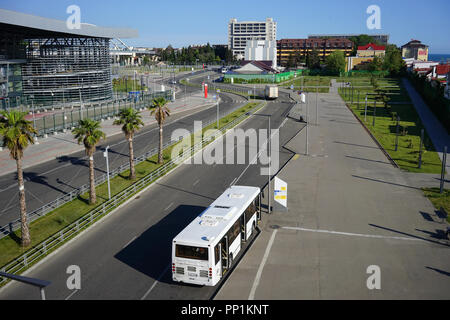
[172, 186, 261, 286]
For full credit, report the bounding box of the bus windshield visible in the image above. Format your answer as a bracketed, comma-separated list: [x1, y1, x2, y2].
[175, 244, 209, 261]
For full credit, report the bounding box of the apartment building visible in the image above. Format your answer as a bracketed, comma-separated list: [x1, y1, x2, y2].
[228, 18, 277, 59]
[277, 38, 353, 67]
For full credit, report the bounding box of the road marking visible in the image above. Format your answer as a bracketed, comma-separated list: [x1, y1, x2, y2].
[141, 265, 170, 300]
[193, 179, 200, 186]
[281, 226, 423, 242]
[65, 289, 78, 300]
[164, 202, 174, 211]
[123, 236, 137, 249]
[248, 229, 278, 300]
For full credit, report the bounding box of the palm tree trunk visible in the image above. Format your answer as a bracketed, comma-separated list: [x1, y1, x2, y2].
[88, 153, 96, 204]
[16, 157, 31, 247]
[158, 124, 163, 164]
[128, 137, 136, 179]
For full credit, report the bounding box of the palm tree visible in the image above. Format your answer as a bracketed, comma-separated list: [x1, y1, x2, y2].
[0, 111, 37, 247]
[113, 108, 144, 179]
[149, 97, 170, 164]
[72, 119, 106, 205]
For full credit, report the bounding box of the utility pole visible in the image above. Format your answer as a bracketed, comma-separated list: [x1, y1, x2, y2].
[103, 146, 111, 200]
[306, 92, 309, 155]
[316, 78, 319, 125]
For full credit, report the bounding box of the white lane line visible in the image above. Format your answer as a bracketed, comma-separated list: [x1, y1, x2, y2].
[141, 265, 170, 300]
[164, 202, 174, 211]
[248, 229, 278, 300]
[281, 227, 423, 242]
[65, 289, 78, 300]
[122, 236, 137, 249]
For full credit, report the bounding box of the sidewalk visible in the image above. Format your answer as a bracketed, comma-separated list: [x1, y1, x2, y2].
[0, 92, 216, 177]
[215, 90, 450, 299]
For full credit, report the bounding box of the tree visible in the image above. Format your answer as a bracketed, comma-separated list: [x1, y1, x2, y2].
[113, 108, 144, 180]
[367, 55, 384, 71]
[325, 51, 346, 74]
[0, 111, 37, 247]
[72, 119, 106, 205]
[383, 44, 406, 76]
[307, 49, 321, 69]
[149, 97, 170, 164]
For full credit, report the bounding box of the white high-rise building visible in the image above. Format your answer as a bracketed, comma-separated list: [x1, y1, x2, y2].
[244, 40, 277, 68]
[228, 18, 277, 60]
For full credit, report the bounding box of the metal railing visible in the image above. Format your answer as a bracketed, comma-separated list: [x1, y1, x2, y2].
[0, 100, 266, 285]
[0, 98, 256, 239]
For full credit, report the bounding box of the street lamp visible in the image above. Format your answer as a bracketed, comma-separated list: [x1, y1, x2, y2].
[103, 146, 111, 200]
[246, 112, 272, 214]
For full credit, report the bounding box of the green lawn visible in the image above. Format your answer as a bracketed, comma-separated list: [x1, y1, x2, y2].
[423, 188, 450, 223]
[340, 85, 442, 173]
[0, 101, 261, 268]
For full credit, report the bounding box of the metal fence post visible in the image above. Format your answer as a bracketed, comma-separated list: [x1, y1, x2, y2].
[418, 129, 424, 169]
[441, 146, 447, 194]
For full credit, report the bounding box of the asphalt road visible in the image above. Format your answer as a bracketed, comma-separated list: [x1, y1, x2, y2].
[0, 71, 245, 229]
[0, 90, 303, 299]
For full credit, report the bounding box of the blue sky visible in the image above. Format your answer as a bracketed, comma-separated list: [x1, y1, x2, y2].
[1, 0, 449, 53]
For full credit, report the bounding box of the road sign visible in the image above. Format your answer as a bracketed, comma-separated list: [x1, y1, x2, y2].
[290, 85, 294, 90]
[217, 89, 221, 93]
[274, 177, 287, 208]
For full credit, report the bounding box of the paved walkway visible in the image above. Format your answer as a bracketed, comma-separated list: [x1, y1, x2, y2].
[215, 90, 450, 299]
[0, 92, 216, 177]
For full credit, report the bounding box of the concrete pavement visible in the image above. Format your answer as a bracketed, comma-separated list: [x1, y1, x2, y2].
[215, 90, 450, 300]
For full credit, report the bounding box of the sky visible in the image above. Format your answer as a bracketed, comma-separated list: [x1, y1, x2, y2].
[1, 0, 449, 53]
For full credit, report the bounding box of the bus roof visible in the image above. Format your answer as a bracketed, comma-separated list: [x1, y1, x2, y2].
[173, 186, 260, 247]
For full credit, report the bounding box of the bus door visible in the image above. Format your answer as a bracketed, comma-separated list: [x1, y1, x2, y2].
[220, 236, 229, 274]
[241, 213, 246, 242]
[257, 193, 262, 221]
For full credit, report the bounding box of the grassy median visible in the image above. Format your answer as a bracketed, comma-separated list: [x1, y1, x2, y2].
[0, 102, 261, 268]
[338, 77, 442, 173]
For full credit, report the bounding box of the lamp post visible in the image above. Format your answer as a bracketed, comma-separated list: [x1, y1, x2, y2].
[103, 146, 111, 200]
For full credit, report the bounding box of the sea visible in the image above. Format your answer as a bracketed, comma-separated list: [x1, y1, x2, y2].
[429, 54, 450, 63]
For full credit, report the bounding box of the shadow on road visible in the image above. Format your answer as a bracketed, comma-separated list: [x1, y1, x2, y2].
[426, 266, 450, 277]
[114, 204, 206, 285]
[369, 223, 449, 247]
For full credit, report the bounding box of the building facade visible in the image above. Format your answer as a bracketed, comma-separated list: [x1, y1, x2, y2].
[0, 9, 137, 108]
[308, 34, 389, 44]
[356, 43, 386, 57]
[228, 18, 276, 60]
[244, 40, 277, 68]
[277, 38, 353, 67]
[401, 40, 429, 61]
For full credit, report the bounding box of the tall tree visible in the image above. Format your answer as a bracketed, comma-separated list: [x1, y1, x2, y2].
[0, 111, 37, 247]
[307, 49, 321, 69]
[113, 108, 144, 180]
[149, 97, 171, 164]
[325, 51, 346, 74]
[72, 119, 106, 205]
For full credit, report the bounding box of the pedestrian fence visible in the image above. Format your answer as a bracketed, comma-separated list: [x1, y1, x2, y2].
[0, 97, 260, 239]
[29, 91, 172, 138]
[0, 100, 266, 285]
